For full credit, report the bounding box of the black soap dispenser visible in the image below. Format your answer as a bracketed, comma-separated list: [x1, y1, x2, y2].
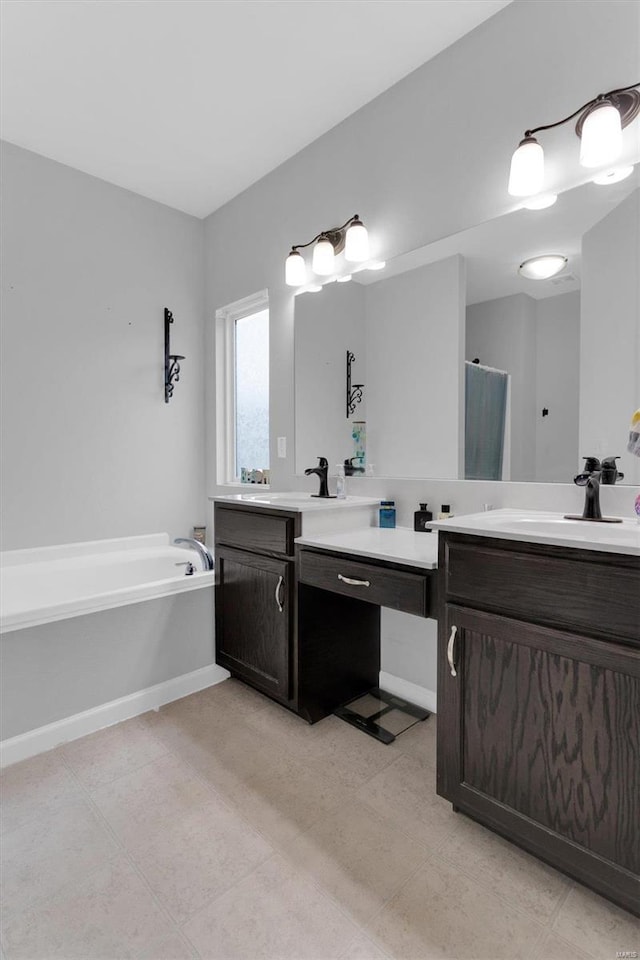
[414, 503, 433, 533]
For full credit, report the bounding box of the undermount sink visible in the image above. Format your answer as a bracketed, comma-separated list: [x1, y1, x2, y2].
[429, 508, 640, 555]
[488, 513, 639, 541]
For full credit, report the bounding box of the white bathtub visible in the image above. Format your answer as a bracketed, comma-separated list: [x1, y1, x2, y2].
[0, 532, 215, 633]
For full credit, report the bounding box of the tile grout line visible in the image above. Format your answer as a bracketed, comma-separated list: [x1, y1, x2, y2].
[58, 750, 203, 960]
[62, 711, 313, 952]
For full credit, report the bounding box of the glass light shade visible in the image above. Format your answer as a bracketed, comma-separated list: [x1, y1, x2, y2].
[285, 250, 307, 287]
[307, 284, 323, 293]
[344, 219, 370, 262]
[367, 260, 386, 270]
[508, 136, 544, 197]
[522, 193, 558, 210]
[579, 101, 622, 168]
[337, 275, 352, 283]
[519, 255, 568, 280]
[592, 165, 634, 185]
[312, 237, 335, 275]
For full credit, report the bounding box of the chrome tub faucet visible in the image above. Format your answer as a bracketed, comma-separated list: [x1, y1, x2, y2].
[174, 537, 214, 570]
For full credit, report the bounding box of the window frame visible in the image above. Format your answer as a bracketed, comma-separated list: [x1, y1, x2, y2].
[215, 289, 269, 486]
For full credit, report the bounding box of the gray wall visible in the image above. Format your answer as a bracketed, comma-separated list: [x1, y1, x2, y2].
[0, 141, 207, 550]
[295, 280, 367, 473]
[365, 256, 465, 479]
[466, 293, 537, 481]
[535, 292, 580, 482]
[466, 290, 580, 483]
[204, 0, 639, 496]
[580, 188, 640, 484]
[203, 0, 639, 695]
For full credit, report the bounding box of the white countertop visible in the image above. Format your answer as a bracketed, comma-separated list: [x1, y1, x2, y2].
[428, 508, 640, 556]
[213, 493, 380, 513]
[295, 526, 439, 569]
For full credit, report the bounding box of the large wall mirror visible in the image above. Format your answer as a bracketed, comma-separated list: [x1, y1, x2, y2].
[294, 174, 639, 484]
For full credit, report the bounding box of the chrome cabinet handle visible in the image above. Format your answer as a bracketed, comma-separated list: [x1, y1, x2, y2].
[337, 574, 370, 587]
[447, 625, 458, 678]
[275, 575, 284, 613]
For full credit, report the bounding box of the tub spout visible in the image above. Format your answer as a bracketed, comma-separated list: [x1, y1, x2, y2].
[174, 538, 214, 570]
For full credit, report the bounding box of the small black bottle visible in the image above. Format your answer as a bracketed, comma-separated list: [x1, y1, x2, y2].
[414, 502, 433, 533]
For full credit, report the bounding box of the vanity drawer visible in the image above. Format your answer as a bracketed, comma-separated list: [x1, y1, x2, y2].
[442, 537, 640, 643]
[215, 506, 298, 557]
[298, 548, 430, 617]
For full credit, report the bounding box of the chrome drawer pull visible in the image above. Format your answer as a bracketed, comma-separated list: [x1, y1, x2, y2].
[447, 625, 458, 678]
[338, 574, 370, 587]
[275, 575, 284, 612]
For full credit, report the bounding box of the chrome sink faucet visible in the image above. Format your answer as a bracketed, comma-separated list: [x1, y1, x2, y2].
[174, 537, 214, 570]
[304, 457, 334, 498]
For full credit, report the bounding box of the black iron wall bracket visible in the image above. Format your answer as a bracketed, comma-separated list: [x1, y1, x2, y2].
[164, 307, 185, 403]
[346, 350, 364, 418]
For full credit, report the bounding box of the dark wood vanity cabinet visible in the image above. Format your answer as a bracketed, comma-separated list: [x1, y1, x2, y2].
[215, 504, 301, 705]
[215, 546, 293, 701]
[437, 532, 640, 916]
[214, 503, 382, 722]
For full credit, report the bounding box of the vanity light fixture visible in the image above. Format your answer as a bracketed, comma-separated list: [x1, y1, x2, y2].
[592, 165, 635, 185]
[367, 260, 386, 270]
[519, 255, 568, 281]
[285, 214, 370, 286]
[337, 275, 352, 283]
[508, 83, 640, 197]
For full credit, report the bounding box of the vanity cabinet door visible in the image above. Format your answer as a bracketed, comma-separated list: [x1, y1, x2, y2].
[215, 546, 292, 702]
[437, 603, 640, 914]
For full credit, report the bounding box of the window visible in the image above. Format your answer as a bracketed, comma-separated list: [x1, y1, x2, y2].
[216, 291, 269, 485]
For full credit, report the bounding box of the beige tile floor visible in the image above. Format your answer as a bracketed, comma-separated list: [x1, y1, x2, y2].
[1, 679, 638, 960]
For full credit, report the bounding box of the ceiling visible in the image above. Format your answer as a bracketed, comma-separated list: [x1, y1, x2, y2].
[0, 0, 511, 218]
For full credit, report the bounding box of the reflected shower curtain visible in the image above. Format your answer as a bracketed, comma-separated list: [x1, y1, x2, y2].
[465, 361, 509, 480]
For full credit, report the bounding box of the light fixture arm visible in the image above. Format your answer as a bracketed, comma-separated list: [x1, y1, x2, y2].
[522, 82, 639, 138]
[290, 214, 362, 253]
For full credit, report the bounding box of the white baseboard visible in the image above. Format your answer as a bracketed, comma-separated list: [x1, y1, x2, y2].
[379, 671, 437, 714]
[0, 663, 230, 768]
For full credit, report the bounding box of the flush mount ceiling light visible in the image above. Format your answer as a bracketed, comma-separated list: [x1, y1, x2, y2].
[519, 255, 568, 280]
[285, 214, 370, 286]
[508, 83, 640, 197]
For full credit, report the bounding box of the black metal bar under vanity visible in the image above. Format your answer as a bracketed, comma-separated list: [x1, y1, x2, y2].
[430, 507, 640, 918]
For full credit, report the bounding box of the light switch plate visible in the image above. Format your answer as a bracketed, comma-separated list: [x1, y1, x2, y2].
[277, 437, 287, 459]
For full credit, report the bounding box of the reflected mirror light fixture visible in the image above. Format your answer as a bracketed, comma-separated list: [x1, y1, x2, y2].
[508, 83, 640, 197]
[285, 214, 369, 286]
[519, 255, 568, 280]
[592, 165, 635, 185]
[522, 193, 558, 210]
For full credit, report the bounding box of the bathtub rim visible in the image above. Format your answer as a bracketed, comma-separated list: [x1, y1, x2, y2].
[0, 531, 171, 567]
[0, 531, 215, 634]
